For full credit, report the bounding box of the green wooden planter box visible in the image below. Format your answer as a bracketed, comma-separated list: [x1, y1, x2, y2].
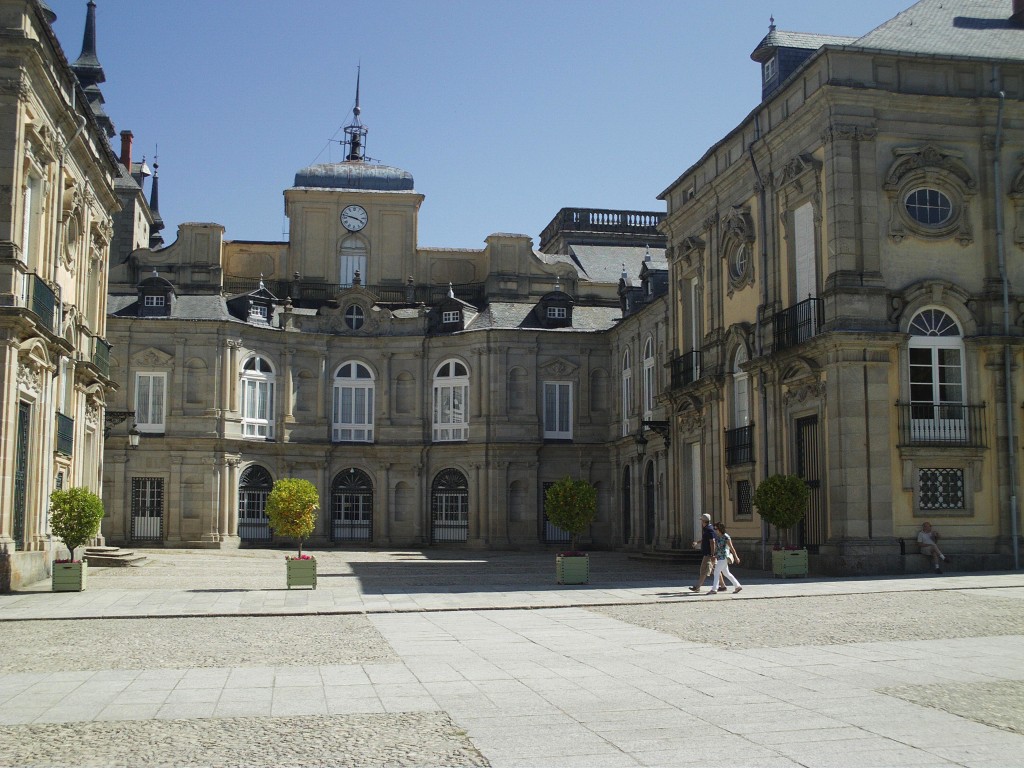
[556, 554, 589, 585]
[52, 562, 86, 592]
[286, 557, 317, 589]
[772, 548, 808, 578]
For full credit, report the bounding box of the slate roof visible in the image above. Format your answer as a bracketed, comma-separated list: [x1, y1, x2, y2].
[568, 245, 667, 284]
[751, 30, 857, 61]
[852, 0, 1024, 59]
[467, 302, 621, 332]
[108, 294, 235, 322]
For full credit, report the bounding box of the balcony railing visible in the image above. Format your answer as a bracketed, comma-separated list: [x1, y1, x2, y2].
[773, 297, 823, 353]
[27, 273, 58, 334]
[725, 423, 755, 466]
[93, 337, 111, 378]
[55, 412, 74, 456]
[670, 350, 702, 389]
[896, 402, 986, 447]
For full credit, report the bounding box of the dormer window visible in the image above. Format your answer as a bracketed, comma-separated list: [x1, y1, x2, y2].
[763, 56, 777, 83]
[249, 303, 269, 322]
[546, 307, 567, 320]
[144, 295, 165, 308]
[443, 310, 461, 324]
[345, 305, 365, 330]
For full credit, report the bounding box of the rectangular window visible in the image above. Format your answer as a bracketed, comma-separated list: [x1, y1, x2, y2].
[763, 57, 777, 83]
[546, 306, 566, 319]
[332, 384, 374, 442]
[135, 372, 167, 433]
[543, 382, 572, 440]
[442, 310, 461, 324]
[241, 378, 274, 438]
[249, 304, 268, 321]
[340, 254, 366, 288]
[143, 295, 166, 307]
[22, 174, 41, 264]
[433, 383, 469, 441]
[918, 468, 965, 510]
[735, 480, 752, 520]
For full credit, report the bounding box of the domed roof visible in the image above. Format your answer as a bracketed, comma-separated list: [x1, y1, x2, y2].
[293, 161, 414, 192]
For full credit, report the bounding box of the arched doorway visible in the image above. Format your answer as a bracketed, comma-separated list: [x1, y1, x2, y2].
[238, 465, 273, 542]
[431, 469, 469, 543]
[331, 468, 373, 542]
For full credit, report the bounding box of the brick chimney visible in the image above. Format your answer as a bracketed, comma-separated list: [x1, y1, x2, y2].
[119, 130, 133, 170]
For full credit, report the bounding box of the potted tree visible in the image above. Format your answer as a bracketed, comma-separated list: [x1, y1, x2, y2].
[265, 477, 320, 589]
[49, 487, 105, 592]
[752, 473, 810, 577]
[545, 476, 598, 585]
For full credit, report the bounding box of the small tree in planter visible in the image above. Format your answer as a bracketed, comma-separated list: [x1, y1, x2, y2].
[265, 478, 320, 588]
[545, 476, 598, 584]
[49, 487, 105, 591]
[50, 487, 105, 562]
[752, 474, 809, 548]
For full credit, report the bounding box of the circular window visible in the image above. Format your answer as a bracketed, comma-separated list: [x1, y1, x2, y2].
[729, 243, 749, 282]
[344, 305, 364, 330]
[904, 188, 952, 226]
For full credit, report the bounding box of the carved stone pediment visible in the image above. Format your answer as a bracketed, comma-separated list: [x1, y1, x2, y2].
[131, 347, 174, 368]
[776, 153, 821, 192]
[721, 206, 755, 244]
[540, 357, 579, 379]
[884, 145, 976, 191]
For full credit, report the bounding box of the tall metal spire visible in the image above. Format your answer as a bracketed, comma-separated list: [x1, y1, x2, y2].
[149, 148, 165, 249]
[343, 66, 368, 162]
[70, 1, 114, 137]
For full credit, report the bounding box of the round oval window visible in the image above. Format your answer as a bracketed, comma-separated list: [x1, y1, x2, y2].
[904, 188, 952, 226]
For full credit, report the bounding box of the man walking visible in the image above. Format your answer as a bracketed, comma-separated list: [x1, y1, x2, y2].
[689, 513, 723, 592]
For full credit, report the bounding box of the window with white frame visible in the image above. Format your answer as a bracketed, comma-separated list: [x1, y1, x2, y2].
[543, 382, 572, 440]
[143, 295, 166, 307]
[339, 237, 367, 287]
[642, 337, 655, 418]
[135, 372, 167, 433]
[442, 310, 461, 324]
[248, 303, 268, 322]
[240, 356, 275, 438]
[732, 346, 749, 427]
[621, 349, 633, 437]
[908, 308, 965, 439]
[433, 359, 469, 441]
[546, 306, 566, 319]
[333, 362, 375, 442]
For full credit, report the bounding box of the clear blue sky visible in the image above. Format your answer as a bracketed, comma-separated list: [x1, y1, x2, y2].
[50, 0, 911, 250]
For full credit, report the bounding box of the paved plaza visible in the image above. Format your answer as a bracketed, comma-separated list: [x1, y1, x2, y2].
[0, 549, 1022, 767]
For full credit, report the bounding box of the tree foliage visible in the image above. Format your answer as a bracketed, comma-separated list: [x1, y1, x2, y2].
[752, 474, 809, 546]
[266, 478, 319, 557]
[544, 476, 598, 552]
[49, 487, 105, 561]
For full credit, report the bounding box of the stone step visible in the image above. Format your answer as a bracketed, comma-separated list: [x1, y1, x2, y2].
[83, 547, 148, 567]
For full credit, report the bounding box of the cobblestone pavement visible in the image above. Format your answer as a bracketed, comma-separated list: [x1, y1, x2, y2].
[0, 550, 1022, 767]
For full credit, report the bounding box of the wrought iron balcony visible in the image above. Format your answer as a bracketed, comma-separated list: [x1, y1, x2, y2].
[55, 412, 74, 456]
[773, 297, 823, 353]
[725, 423, 755, 467]
[670, 350, 702, 389]
[27, 273, 58, 334]
[896, 402, 986, 447]
[93, 337, 111, 378]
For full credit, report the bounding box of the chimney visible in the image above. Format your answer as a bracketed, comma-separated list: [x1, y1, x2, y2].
[1013, 0, 1024, 22]
[119, 130, 133, 170]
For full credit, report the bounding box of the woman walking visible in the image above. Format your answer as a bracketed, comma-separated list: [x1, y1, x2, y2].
[707, 522, 742, 594]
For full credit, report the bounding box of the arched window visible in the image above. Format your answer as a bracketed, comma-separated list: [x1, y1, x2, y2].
[621, 349, 633, 437]
[908, 308, 965, 437]
[340, 236, 367, 287]
[238, 465, 273, 542]
[331, 468, 373, 542]
[642, 336, 655, 418]
[431, 469, 468, 543]
[332, 362, 374, 442]
[241, 356, 274, 438]
[433, 360, 469, 442]
[732, 346, 749, 428]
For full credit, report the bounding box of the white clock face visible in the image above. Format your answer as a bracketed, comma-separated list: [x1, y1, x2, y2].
[341, 205, 367, 232]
